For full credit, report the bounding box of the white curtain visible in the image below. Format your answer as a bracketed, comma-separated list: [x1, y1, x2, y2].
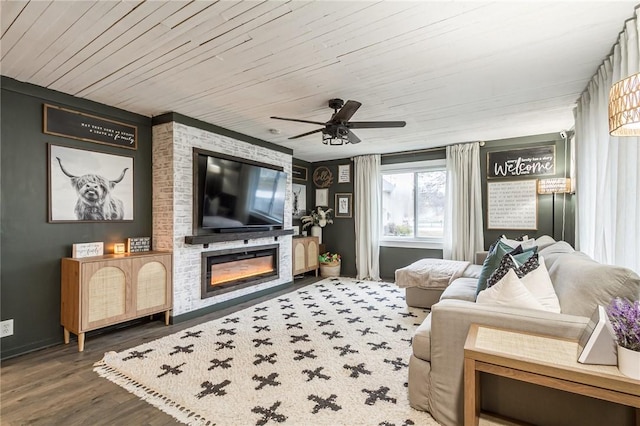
[353, 154, 381, 280]
[443, 142, 484, 261]
[574, 9, 640, 272]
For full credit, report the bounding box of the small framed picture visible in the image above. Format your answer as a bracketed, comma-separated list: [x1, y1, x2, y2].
[292, 165, 308, 181]
[292, 183, 307, 218]
[335, 193, 352, 218]
[338, 164, 351, 183]
[316, 188, 329, 207]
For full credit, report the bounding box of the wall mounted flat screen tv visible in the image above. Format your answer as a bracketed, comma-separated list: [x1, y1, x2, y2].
[194, 149, 286, 233]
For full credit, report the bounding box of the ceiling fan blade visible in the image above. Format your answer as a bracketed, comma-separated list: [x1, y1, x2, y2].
[289, 128, 324, 139]
[271, 116, 326, 126]
[347, 121, 406, 129]
[347, 130, 361, 144]
[331, 100, 362, 123]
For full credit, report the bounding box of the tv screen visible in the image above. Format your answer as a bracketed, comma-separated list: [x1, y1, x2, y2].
[198, 152, 286, 232]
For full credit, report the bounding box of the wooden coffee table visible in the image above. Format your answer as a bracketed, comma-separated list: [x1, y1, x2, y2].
[463, 324, 640, 426]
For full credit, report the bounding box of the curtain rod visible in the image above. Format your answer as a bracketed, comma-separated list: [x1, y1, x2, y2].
[381, 147, 445, 157]
[381, 141, 485, 158]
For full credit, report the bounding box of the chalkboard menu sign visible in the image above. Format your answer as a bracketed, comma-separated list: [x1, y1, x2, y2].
[487, 145, 555, 179]
[44, 104, 137, 150]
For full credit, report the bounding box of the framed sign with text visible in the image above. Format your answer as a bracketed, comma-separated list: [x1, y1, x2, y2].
[487, 180, 538, 230]
[487, 145, 555, 179]
[292, 165, 308, 181]
[44, 104, 138, 150]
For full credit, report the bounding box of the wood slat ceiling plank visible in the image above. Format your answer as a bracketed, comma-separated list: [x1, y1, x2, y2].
[30, 1, 142, 86]
[190, 1, 290, 46]
[1, 1, 52, 60]
[51, 1, 186, 94]
[0, 0, 28, 37]
[5, 1, 96, 80]
[78, 14, 239, 97]
[102, 5, 297, 111]
[85, 2, 293, 102]
[159, 0, 220, 29]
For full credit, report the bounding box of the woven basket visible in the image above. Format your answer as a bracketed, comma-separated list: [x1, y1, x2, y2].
[320, 261, 341, 278]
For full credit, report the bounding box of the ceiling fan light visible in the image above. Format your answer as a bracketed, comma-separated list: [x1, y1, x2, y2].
[609, 72, 640, 136]
[322, 133, 348, 145]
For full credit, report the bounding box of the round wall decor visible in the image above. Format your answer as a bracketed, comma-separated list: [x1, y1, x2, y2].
[313, 166, 334, 188]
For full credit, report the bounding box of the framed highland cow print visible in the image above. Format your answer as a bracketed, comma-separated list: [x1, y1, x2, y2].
[48, 144, 134, 222]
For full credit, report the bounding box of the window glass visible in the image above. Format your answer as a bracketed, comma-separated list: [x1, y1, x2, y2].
[381, 161, 446, 246]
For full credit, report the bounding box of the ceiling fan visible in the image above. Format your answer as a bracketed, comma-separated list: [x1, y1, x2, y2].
[270, 98, 406, 145]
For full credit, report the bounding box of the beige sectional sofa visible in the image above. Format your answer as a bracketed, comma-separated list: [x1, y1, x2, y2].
[407, 241, 640, 425]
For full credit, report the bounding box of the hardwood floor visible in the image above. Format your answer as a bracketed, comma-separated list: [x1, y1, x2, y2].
[0, 276, 322, 426]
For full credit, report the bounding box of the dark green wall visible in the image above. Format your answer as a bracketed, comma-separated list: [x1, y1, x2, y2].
[308, 133, 575, 281]
[480, 133, 575, 249]
[0, 77, 153, 359]
[312, 159, 357, 277]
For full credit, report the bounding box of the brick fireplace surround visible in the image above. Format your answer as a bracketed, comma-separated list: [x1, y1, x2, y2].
[152, 117, 293, 320]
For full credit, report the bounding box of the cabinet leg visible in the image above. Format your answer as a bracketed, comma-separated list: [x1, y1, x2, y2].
[165, 310, 170, 326]
[63, 328, 70, 344]
[78, 333, 85, 352]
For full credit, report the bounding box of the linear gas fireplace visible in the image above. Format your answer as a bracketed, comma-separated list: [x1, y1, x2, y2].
[201, 244, 279, 299]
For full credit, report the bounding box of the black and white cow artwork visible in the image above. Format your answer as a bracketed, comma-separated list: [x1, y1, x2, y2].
[56, 157, 129, 220]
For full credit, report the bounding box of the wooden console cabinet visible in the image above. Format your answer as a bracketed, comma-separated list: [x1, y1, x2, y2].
[61, 251, 172, 352]
[292, 236, 319, 276]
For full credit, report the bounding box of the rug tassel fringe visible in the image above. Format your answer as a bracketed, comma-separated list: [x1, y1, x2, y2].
[93, 352, 210, 426]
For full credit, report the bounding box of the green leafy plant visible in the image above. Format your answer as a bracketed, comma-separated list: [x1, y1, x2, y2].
[319, 252, 341, 265]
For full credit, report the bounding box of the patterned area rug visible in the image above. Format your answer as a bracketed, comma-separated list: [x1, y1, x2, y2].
[94, 277, 437, 425]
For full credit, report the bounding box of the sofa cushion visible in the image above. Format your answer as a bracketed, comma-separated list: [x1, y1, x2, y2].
[476, 241, 537, 296]
[501, 235, 537, 250]
[549, 252, 640, 317]
[463, 264, 482, 279]
[441, 278, 477, 302]
[412, 313, 432, 361]
[520, 256, 561, 313]
[477, 269, 547, 311]
[534, 235, 557, 250]
[538, 241, 575, 270]
[487, 252, 540, 288]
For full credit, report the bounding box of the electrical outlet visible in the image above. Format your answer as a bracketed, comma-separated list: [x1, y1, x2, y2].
[1, 319, 14, 338]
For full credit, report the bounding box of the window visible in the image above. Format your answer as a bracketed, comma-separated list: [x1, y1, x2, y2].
[381, 160, 446, 248]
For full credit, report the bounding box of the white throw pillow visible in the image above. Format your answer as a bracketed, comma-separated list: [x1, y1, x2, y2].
[520, 256, 561, 313]
[500, 235, 537, 250]
[476, 269, 546, 311]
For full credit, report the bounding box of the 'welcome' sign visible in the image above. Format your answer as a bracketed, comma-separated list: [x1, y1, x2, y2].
[487, 145, 555, 179]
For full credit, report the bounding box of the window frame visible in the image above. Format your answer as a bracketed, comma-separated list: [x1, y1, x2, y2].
[380, 159, 446, 249]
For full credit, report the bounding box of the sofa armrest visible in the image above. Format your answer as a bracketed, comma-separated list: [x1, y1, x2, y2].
[427, 299, 588, 426]
[475, 251, 489, 265]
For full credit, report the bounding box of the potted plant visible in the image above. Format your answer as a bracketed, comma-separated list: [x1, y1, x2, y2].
[606, 297, 640, 379]
[300, 207, 333, 244]
[319, 252, 341, 278]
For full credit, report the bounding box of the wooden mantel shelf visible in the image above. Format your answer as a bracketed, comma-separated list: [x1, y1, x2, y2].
[185, 229, 293, 245]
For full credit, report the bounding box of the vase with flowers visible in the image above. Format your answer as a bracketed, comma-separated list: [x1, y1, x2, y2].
[300, 207, 333, 244]
[606, 297, 640, 379]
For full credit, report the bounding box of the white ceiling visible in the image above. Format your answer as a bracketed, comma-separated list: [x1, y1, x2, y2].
[1, 1, 636, 162]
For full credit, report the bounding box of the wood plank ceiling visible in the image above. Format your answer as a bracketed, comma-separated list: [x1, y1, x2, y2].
[1, 1, 636, 161]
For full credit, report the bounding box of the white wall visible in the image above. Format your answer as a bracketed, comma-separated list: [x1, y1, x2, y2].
[152, 121, 293, 317]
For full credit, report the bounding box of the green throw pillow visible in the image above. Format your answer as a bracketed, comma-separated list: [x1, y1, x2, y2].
[475, 240, 537, 297]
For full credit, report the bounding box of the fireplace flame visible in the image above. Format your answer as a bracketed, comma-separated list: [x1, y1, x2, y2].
[211, 256, 274, 286]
